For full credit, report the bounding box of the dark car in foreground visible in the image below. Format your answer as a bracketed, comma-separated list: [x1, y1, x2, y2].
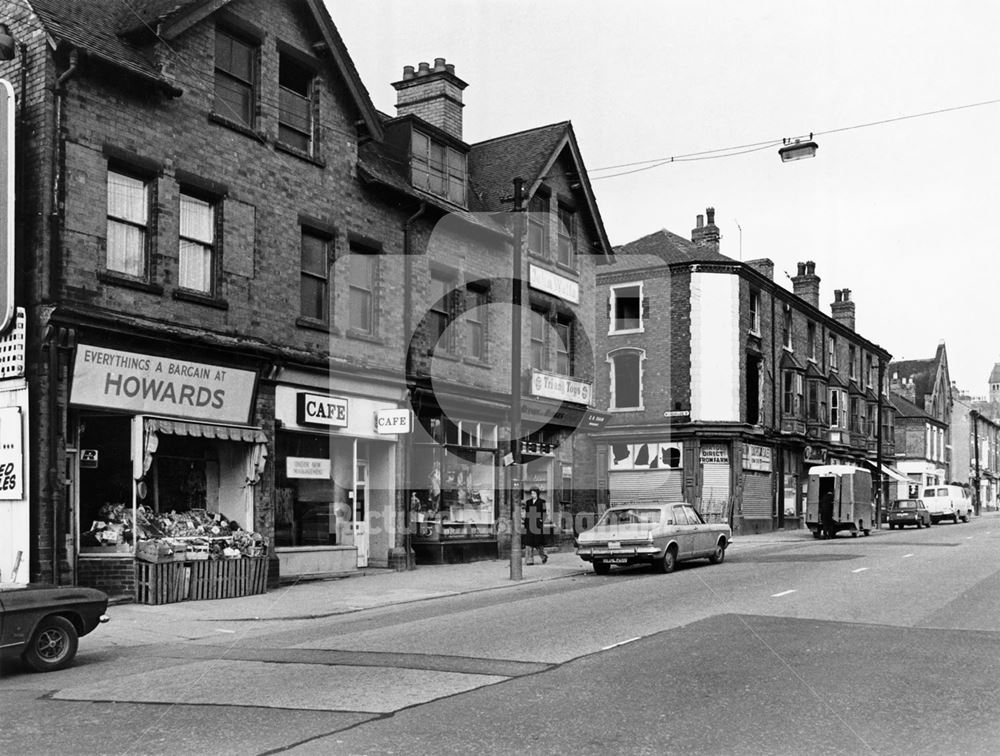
[576, 502, 731, 574]
[886, 499, 932, 529]
[0, 584, 109, 672]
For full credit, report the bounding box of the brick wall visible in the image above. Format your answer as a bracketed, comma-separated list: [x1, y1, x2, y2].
[77, 558, 136, 600]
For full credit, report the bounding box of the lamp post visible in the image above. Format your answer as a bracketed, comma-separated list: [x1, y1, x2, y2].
[508, 177, 525, 581]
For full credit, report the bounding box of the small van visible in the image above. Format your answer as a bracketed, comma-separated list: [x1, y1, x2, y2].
[921, 485, 973, 524]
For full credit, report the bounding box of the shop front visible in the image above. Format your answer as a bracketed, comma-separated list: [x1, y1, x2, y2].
[273, 381, 400, 577]
[739, 441, 774, 533]
[0, 310, 29, 584]
[409, 414, 500, 564]
[68, 344, 268, 601]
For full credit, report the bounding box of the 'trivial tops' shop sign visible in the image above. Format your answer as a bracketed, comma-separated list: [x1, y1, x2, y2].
[69, 344, 257, 424]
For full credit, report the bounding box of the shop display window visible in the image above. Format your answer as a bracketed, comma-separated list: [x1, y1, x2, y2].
[274, 432, 352, 547]
[78, 415, 134, 554]
[411, 438, 497, 540]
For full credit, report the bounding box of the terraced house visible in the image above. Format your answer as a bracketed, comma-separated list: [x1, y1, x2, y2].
[0, 0, 611, 594]
[590, 214, 896, 535]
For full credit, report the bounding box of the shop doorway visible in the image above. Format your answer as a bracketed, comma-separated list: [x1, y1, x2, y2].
[354, 458, 368, 566]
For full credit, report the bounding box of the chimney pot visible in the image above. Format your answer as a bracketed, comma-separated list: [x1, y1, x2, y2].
[433, 57, 447, 72]
[417, 61, 431, 75]
[706, 207, 716, 225]
[402, 65, 415, 80]
[843, 288, 851, 301]
[445, 63, 455, 75]
[696, 214, 704, 229]
[805, 261, 815, 275]
[797, 262, 806, 276]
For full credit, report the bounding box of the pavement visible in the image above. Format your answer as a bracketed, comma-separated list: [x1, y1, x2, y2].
[88, 525, 853, 651]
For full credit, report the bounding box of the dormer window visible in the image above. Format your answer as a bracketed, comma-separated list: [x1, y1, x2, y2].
[411, 131, 466, 205]
[278, 53, 315, 154]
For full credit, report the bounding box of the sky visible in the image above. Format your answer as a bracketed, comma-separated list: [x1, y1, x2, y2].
[329, 1, 1000, 395]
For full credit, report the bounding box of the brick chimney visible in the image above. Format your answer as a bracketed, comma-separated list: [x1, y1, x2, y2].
[745, 258, 774, 280]
[691, 207, 720, 253]
[831, 288, 856, 331]
[392, 58, 468, 140]
[791, 260, 820, 308]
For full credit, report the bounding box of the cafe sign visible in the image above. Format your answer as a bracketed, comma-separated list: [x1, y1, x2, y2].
[70, 344, 256, 424]
[530, 370, 592, 405]
[297, 392, 348, 428]
[375, 409, 412, 435]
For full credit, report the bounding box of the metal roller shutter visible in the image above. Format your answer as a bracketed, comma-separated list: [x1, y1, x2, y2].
[609, 470, 683, 503]
[701, 462, 730, 523]
[743, 471, 773, 519]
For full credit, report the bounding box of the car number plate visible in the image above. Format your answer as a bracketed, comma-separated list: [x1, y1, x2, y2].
[608, 541, 621, 549]
[602, 558, 630, 564]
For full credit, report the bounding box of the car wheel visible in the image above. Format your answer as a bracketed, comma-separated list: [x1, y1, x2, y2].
[863, 529, 871, 536]
[708, 540, 726, 564]
[22, 616, 78, 673]
[593, 561, 610, 575]
[656, 546, 677, 574]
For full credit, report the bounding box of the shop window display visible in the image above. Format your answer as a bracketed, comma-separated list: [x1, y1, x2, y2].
[411, 418, 498, 540]
[274, 432, 353, 547]
[77, 413, 264, 558]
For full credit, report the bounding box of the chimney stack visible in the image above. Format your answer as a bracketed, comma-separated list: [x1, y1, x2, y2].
[392, 58, 468, 140]
[791, 260, 820, 309]
[691, 207, 720, 253]
[745, 258, 774, 280]
[831, 288, 856, 331]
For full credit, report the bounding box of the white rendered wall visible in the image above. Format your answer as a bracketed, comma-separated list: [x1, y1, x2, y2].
[690, 272, 740, 422]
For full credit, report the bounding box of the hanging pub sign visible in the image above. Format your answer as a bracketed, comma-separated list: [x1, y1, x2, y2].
[297, 392, 348, 428]
[69, 344, 257, 424]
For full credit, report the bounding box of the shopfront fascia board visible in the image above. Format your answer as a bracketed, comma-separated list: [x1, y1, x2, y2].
[69, 344, 257, 425]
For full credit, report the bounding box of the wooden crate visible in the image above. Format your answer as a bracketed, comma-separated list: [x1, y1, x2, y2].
[188, 557, 268, 601]
[134, 557, 268, 604]
[134, 561, 187, 605]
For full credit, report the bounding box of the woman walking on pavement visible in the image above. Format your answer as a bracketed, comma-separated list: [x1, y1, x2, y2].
[523, 487, 548, 564]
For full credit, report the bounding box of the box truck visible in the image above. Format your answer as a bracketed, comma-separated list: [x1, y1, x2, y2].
[806, 465, 874, 538]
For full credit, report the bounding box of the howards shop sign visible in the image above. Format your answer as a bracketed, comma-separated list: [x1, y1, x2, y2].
[70, 345, 256, 424]
[297, 392, 349, 428]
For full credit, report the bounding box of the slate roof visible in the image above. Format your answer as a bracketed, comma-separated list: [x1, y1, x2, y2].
[468, 122, 570, 211]
[613, 227, 732, 265]
[31, 0, 167, 85]
[28, 0, 383, 136]
[989, 363, 1000, 384]
[889, 357, 937, 408]
[889, 391, 940, 422]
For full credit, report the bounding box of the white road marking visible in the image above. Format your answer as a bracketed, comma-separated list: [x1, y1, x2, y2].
[966, 536, 974, 540]
[215, 628, 236, 634]
[771, 589, 797, 597]
[852, 568, 869, 573]
[902, 553, 914, 558]
[602, 637, 640, 650]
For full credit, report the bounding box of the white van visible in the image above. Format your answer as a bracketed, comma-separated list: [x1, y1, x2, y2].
[921, 485, 973, 524]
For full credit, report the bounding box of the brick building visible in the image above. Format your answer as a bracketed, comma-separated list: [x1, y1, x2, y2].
[888, 342, 954, 486]
[590, 212, 896, 535]
[0, 0, 611, 591]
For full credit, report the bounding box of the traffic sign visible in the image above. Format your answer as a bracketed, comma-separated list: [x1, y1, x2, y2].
[0, 79, 14, 335]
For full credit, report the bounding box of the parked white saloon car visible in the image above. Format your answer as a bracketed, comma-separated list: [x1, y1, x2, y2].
[577, 502, 732, 574]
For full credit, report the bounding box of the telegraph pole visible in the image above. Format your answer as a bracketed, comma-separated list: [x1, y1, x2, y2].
[508, 178, 525, 580]
[972, 410, 982, 516]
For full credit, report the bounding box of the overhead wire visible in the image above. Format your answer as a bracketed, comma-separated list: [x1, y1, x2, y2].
[588, 97, 1000, 180]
